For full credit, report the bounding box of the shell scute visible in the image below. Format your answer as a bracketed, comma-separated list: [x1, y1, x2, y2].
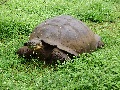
[29, 15, 102, 56]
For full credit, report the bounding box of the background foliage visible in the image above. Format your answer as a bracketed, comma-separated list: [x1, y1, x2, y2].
[0, 0, 120, 89]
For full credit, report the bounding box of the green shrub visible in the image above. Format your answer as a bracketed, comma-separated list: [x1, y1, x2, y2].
[0, 0, 120, 89]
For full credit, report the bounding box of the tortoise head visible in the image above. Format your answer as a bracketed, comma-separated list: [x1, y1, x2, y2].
[16, 39, 46, 60]
[24, 38, 43, 50]
[95, 34, 104, 48]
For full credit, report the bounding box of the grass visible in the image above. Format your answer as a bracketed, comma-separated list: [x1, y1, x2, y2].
[0, 0, 120, 89]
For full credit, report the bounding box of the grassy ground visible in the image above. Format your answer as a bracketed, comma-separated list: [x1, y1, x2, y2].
[0, 0, 120, 89]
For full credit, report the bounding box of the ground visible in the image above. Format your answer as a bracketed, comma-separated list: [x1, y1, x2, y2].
[0, 0, 120, 89]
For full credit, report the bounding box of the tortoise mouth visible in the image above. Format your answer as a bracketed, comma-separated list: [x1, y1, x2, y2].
[34, 45, 42, 50]
[28, 44, 42, 50]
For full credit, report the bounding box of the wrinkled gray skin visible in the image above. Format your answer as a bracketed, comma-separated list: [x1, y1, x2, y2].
[17, 15, 104, 64]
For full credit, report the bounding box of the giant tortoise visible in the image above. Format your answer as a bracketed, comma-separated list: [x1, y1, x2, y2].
[17, 15, 104, 64]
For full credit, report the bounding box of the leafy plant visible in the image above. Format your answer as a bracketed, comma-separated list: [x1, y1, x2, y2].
[0, 0, 120, 89]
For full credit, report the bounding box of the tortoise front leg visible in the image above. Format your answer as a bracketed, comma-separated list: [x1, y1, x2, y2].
[49, 48, 71, 64]
[16, 46, 35, 59]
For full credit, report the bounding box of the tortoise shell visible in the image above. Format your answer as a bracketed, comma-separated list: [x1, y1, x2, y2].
[29, 15, 102, 56]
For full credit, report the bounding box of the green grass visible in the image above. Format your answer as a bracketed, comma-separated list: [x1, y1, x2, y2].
[0, 0, 120, 89]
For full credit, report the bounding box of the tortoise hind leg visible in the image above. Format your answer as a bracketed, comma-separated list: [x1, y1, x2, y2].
[49, 48, 71, 64]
